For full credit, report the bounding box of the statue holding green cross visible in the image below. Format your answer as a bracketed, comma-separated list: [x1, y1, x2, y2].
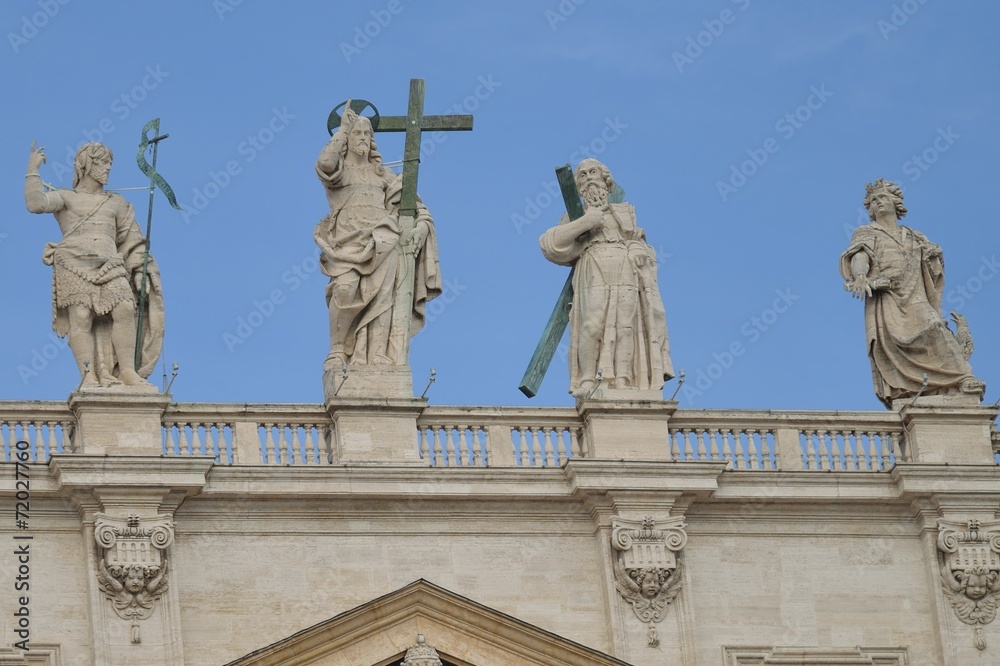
[524, 159, 674, 399]
[315, 80, 473, 377]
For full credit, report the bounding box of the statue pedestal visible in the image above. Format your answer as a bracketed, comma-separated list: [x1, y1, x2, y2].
[577, 399, 675, 461]
[326, 397, 427, 465]
[898, 400, 998, 464]
[69, 389, 171, 456]
[323, 364, 415, 401]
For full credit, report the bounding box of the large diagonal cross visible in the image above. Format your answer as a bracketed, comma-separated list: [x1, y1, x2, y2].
[519, 165, 625, 397]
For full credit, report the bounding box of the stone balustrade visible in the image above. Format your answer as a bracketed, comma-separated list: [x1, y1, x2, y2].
[0, 401, 76, 462]
[668, 409, 907, 471]
[4, 400, 995, 470]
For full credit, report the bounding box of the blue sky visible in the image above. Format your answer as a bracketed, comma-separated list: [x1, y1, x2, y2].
[1, 0, 997, 410]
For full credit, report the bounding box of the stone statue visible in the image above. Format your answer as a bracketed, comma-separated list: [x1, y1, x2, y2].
[539, 159, 673, 398]
[24, 141, 164, 389]
[840, 178, 984, 408]
[314, 106, 441, 370]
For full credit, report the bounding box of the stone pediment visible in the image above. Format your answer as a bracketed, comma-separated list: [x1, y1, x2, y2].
[225, 579, 631, 666]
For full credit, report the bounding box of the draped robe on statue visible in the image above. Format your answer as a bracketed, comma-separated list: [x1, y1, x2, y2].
[540, 202, 673, 392]
[840, 224, 974, 407]
[314, 157, 441, 364]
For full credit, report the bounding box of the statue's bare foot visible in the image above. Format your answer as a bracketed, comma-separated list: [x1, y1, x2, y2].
[371, 354, 393, 365]
[118, 369, 154, 389]
[612, 377, 629, 389]
[571, 380, 595, 399]
[99, 375, 123, 387]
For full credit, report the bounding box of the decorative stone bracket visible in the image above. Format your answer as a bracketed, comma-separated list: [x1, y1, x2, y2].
[94, 512, 174, 645]
[937, 518, 1000, 650]
[611, 515, 687, 648]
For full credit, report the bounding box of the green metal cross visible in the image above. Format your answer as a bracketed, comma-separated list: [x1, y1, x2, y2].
[519, 165, 625, 398]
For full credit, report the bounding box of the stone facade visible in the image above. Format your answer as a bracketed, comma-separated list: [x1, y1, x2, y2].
[1, 396, 998, 665]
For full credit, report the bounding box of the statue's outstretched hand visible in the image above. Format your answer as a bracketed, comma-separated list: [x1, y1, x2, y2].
[27, 140, 46, 172]
[340, 100, 359, 132]
[847, 276, 873, 299]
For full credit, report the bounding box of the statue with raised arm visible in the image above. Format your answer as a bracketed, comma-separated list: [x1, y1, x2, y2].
[840, 178, 984, 408]
[24, 141, 163, 389]
[314, 104, 441, 370]
[539, 159, 673, 398]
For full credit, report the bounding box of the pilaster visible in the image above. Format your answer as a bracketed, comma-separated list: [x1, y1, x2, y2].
[51, 456, 213, 666]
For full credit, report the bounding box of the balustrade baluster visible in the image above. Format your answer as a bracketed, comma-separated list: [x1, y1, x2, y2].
[179, 424, 191, 457]
[469, 425, 486, 467]
[418, 426, 430, 461]
[569, 428, 582, 458]
[288, 427, 301, 465]
[530, 428, 543, 467]
[303, 426, 317, 465]
[746, 430, 759, 470]
[46, 421, 58, 458]
[757, 430, 772, 470]
[803, 431, 818, 469]
[31, 423, 44, 462]
[693, 429, 706, 461]
[432, 427, 444, 466]
[517, 427, 529, 466]
[719, 429, 732, 468]
[878, 431, 892, 469]
[262, 424, 275, 464]
[555, 428, 568, 465]
[451, 428, 461, 466]
[706, 429, 720, 462]
[541, 427, 554, 467]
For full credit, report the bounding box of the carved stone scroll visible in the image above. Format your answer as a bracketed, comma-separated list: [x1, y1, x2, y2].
[937, 518, 1000, 650]
[611, 516, 687, 647]
[94, 512, 174, 645]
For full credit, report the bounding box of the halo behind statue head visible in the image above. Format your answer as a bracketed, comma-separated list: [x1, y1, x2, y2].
[327, 98, 380, 136]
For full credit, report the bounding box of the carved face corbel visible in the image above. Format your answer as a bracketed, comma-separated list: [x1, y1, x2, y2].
[937, 518, 1000, 650]
[610, 515, 687, 648]
[94, 512, 174, 645]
